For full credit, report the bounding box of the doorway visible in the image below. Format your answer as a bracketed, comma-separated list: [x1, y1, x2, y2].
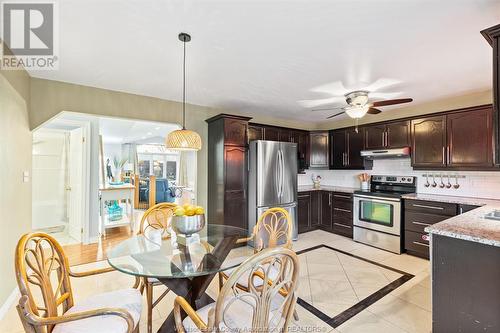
[32, 123, 90, 245]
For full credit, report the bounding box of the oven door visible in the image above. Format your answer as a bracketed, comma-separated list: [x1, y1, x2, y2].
[353, 194, 401, 236]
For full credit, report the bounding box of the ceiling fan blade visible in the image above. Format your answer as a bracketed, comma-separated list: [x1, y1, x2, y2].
[371, 98, 413, 107]
[326, 111, 345, 119]
[367, 107, 382, 114]
[312, 106, 345, 112]
[298, 96, 346, 108]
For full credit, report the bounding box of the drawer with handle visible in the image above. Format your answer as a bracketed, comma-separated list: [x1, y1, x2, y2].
[405, 230, 430, 259]
[405, 211, 450, 233]
[333, 206, 352, 220]
[405, 199, 457, 216]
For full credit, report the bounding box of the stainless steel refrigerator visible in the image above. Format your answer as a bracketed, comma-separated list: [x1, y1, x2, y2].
[248, 140, 298, 240]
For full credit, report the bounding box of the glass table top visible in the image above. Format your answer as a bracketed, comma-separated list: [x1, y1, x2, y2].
[107, 225, 255, 279]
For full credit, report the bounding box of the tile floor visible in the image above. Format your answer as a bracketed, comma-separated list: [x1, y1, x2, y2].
[0, 230, 431, 333]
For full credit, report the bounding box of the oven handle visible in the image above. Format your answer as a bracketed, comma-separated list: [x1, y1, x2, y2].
[353, 194, 401, 202]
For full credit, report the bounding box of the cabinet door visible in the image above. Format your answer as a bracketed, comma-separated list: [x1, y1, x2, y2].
[447, 107, 494, 168]
[224, 146, 247, 228]
[310, 132, 329, 168]
[330, 130, 346, 169]
[320, 191, 332, 229]
[386, 120, 410, 148]
[248, 125, 264, 143]
[310, 191, 320, 226]
[364, 125, 386, 149]
[411, 116, 447, 168]
[346, 128, 365, 169]
[264, 126, 280, 141]
[297, 193, 311, 233]
[224, 119, 248, 146]
[279, 129, 292, 142]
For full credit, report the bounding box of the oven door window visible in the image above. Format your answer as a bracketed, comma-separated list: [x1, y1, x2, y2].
[359, 200, 394, 227]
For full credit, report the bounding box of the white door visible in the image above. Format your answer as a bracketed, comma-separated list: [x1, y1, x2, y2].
[68, 128, 84, 242]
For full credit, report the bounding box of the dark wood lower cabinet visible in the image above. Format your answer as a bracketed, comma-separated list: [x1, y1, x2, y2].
[404, 199, 458, 259]
[297, 190, 353, 238]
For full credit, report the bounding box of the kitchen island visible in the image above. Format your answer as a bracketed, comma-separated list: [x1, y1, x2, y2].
[425, 202, 500, 332]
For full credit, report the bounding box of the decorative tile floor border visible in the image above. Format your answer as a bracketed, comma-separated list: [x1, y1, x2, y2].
[295, 244, 415, 328]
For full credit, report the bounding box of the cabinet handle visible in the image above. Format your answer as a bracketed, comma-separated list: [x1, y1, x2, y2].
[412, 241, 430, 248]
[334, 207, 352, 213]
[447, 146, 451, 165]
[329, 193, 331, 206]
[382, 132, 385, 147]
[442, 146, 446, 165]
[334, 223, 352, 229]
[412, 204, 444, 210]
[412, 221, 432, 227]
[459, 207, 463, 214]
[334, 194, 351, 200]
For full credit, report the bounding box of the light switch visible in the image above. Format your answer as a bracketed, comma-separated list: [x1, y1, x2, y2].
[23, 171, 30, 183]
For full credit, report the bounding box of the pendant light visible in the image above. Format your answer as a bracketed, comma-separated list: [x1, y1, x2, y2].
[166, 32, 202, 151]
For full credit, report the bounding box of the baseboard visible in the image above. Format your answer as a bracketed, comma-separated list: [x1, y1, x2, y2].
[0, 288, 19, 321]
[87, 236, 99, 244]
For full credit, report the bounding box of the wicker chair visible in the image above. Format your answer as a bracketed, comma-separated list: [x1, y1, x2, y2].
[15, 232, 141, 333]
[174, 247, 299, 332]
[137, 202, 177, 333]
[218, 207, 293, 291]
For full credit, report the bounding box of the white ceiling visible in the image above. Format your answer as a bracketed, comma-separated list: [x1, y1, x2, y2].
[99, 117, 180, 144]
[27, 0, 500, 123]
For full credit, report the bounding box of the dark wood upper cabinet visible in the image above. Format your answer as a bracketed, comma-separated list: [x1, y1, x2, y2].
[248, 125, 264, 142]
[412, 116, 447, 168]
[346, 128, 365, 169]
[386, 120, 411, 148]
[364, 120, 410, 149]
[330, 130, 346, 169]
[330, 128, 371, 170]
[364, 124, 386, 149]
[310, 131, 329, 168]
[263, 126, 280, 141]
[279, 128, 292, 142]
[447, 106, 493, 168]
[224, 118, 248, 146]
[482, 24, 500, 166]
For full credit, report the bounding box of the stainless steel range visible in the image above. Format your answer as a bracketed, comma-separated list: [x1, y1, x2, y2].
[353, 175, 416, 254]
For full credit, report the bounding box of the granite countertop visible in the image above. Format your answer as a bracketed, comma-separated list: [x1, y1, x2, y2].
[401, 193, 500, 206]
[297, 185, 358, 194]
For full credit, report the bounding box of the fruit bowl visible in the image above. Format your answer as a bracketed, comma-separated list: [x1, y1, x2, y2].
[171, 214, 205, 236]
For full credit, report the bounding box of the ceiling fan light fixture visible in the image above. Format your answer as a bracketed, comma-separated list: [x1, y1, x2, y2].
[345, 105, 369, 119]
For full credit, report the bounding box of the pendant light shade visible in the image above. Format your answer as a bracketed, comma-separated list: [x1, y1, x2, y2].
[166, 128, 202, 151]
[166, 32, 202, 151]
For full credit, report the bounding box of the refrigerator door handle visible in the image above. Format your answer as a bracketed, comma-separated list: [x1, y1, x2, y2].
[275, 150, 281, 199]
[279, 149, 284, 199]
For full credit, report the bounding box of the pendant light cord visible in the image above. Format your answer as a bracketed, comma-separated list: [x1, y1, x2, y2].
[182, 38, 186, 129]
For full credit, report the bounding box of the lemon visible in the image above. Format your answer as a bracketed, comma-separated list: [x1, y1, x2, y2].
[194, 207, 205, 215]
[174, 207, 185, 216]
[185, 208, 196, 216]
[183, 203, 191, 210]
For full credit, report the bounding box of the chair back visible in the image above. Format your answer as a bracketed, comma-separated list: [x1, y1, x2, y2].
[253, 207, 293, 252]
[138, 202, 177, 237]
[210, 247, 299, 332]
[15, 233, 74, 333]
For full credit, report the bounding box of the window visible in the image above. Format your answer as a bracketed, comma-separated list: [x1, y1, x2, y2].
[137, 144, 179, 183]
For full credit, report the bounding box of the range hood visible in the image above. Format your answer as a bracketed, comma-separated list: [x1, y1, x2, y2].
[360, 147, 411, 159]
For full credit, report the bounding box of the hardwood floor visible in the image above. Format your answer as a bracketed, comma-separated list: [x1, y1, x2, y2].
[62, 226, 135, 266]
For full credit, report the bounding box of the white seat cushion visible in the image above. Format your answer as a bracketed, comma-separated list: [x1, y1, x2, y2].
[183, 295, 286, 332]
[53, 288, 142, 333]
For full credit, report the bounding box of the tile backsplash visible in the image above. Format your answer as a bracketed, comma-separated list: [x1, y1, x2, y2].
[298, 158, 500, 200]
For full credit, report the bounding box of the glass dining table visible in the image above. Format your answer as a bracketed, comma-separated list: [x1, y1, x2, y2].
[107, 224, 255, 333]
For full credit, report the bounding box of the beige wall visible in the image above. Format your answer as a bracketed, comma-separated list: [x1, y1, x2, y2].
[29, 78, 316, 217]
[0, 70, 32, 306]
[316, 89, 493, 130]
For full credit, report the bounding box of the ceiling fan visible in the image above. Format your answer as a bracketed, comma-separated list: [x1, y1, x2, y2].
[312, 90, 413, 119]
